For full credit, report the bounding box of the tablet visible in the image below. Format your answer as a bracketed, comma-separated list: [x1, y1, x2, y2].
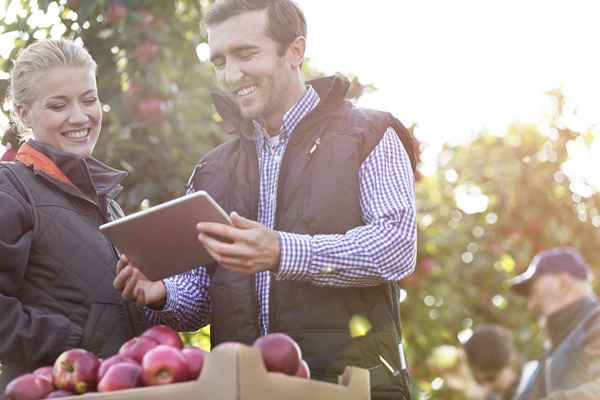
[99, 191, 231, 281]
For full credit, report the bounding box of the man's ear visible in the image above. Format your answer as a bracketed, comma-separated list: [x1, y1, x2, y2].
[286, 35, 306, 70]
[15, 104, 31, 129]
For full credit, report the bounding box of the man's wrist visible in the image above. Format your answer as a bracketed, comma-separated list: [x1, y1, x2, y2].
[274, 232, 313, 280]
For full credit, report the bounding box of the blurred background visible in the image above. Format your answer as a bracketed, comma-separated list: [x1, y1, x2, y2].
[1, 1, 599, 398]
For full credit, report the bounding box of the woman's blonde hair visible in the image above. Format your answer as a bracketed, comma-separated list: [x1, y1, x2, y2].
[8, 39, 97, 132]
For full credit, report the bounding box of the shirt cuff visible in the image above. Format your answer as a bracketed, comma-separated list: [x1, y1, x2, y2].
[146, 278, 179, 318]
[274, 232, 313, 281]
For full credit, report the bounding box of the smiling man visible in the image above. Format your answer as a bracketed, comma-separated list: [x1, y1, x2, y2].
[114, 1, 418, 398]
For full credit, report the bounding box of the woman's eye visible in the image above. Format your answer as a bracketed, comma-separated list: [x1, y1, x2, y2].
[47, 104, 65, 110]
[83, 97, 98, 105]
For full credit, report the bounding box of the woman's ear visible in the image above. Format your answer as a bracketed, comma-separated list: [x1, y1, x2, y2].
[15, 104, 31, 129]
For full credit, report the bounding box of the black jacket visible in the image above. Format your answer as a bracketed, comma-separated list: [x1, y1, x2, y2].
[0, 141, 146, 391]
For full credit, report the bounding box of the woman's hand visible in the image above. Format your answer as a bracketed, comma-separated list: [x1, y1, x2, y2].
[113, 255, 166, 308]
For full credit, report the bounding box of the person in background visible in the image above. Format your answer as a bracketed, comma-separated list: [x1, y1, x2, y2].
[510, 247, 600, 400]
[0, 126, 19, 161]
[0, 39, 148, 392]
[113, 0, 418, 398]
[463, 324, 528, 400]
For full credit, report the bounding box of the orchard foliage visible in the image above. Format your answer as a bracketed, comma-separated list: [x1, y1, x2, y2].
[405, 93, 600, 398]
[0, 0, 222, 212]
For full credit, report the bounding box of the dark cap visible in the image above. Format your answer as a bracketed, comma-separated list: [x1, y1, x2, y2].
[509, 247, 592, 295]
[464, 324, 514, 372]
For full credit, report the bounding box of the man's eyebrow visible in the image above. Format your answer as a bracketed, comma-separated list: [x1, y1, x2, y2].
[210, 44, 260, 63]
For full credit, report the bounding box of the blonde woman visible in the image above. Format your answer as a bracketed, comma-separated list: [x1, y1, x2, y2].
[0, 39, 148, 390]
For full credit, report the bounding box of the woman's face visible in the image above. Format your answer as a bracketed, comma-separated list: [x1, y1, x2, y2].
[18, 65, 102, 158]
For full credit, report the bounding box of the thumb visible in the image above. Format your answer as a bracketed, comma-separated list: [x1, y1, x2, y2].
[230, 211, 260, 229]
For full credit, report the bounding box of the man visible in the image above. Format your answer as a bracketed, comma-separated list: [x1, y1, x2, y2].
[114, 1, 417, 398]
[463, 324, 526, 400]
[509, 247, 600, 400]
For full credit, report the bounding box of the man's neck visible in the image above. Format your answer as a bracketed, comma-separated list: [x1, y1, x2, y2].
[262, 80, 307, 136]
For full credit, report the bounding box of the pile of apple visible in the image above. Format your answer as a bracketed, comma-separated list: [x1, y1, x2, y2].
[4, 326, 310, 400]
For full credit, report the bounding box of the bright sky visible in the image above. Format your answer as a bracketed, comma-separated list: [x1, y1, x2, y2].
[1, 0, 599, 188]
[297, 0, 600, 183]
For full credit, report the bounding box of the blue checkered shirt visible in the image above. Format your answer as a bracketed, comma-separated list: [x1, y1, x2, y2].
[146, 86, 417, 335]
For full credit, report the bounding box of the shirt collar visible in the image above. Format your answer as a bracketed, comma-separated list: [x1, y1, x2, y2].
[255, 85, 320, 147]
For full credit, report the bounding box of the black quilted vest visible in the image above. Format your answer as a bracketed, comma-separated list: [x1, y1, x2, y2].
[190, 75, 416, 380]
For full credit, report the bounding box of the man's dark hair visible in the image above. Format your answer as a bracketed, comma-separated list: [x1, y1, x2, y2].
[205, 0, 307, 56]
[464, 324, 516, 371]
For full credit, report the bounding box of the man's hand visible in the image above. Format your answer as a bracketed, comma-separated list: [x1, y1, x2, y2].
[197, 212, 281, 273]
[113, 255, 166, 308]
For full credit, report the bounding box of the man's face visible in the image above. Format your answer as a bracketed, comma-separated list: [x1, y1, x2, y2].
[528, 274, 561, 318]
[208, 10, 297, 126]
[18, 65, 101, 158]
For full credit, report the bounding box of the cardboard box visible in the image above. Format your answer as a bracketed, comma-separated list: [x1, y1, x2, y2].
[59, 345, 370, 400]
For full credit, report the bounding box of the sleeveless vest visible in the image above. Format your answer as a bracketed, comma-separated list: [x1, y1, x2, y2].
[189, 75, 416, 380]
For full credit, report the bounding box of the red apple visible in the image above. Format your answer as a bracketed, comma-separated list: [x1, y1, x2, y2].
[181, 347, 206, 379]
[98, 362, 143, 392]
[98, 354, 138, 381]
[142, 345, 191, 386]
[119, 336, 159, 364]
[134, 8, 155, 29]
[295, 359, 311, 379]
[5, 373, 53, 400]
[45, 390, 74, 398]
[253, 333, 302, 375]
[52, 349, 100, 394]
[133, 39, 160, 64]
[33, 366, 54, 384]
[142, 325, 183, 349]
[136, 97, 166, 122]
[107, 2, 128, 24]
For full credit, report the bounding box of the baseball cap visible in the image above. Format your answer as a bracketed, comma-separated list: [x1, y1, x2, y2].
[509, 247, 592, 295]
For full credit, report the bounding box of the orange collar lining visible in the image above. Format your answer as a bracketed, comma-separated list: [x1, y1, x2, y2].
[15, 143, 76, 188]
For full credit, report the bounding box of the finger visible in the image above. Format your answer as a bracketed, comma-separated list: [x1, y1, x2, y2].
[230, 212, 262, 229]
[121, 271, 138, 300]
[198, 232, 252, 258]
[113, 265, 132, 291]
[116, 255, 129, 274]
[136, 287, 147, 306]
[196, 222, 241, 241]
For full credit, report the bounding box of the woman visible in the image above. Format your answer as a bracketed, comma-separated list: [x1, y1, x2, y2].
[0, 39, 147, 390]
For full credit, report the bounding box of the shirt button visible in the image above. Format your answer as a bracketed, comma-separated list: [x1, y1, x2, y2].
[323, 266, 334, 274]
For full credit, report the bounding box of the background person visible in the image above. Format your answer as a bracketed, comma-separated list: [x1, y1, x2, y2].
[463, 324, 528, 400]
[0, 39, 148, 392]
[510, 247, 600, 400]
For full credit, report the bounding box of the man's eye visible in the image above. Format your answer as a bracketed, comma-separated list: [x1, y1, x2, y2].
[48, 104, 65, 110]
[83, 97, 98, 105]
[239, 52, 255, 60]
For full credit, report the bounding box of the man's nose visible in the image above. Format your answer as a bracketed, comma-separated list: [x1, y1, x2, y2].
[223, 61, 244, 87]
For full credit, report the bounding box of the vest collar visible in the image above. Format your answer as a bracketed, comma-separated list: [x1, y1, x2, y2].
[211, 74, 351, 138]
